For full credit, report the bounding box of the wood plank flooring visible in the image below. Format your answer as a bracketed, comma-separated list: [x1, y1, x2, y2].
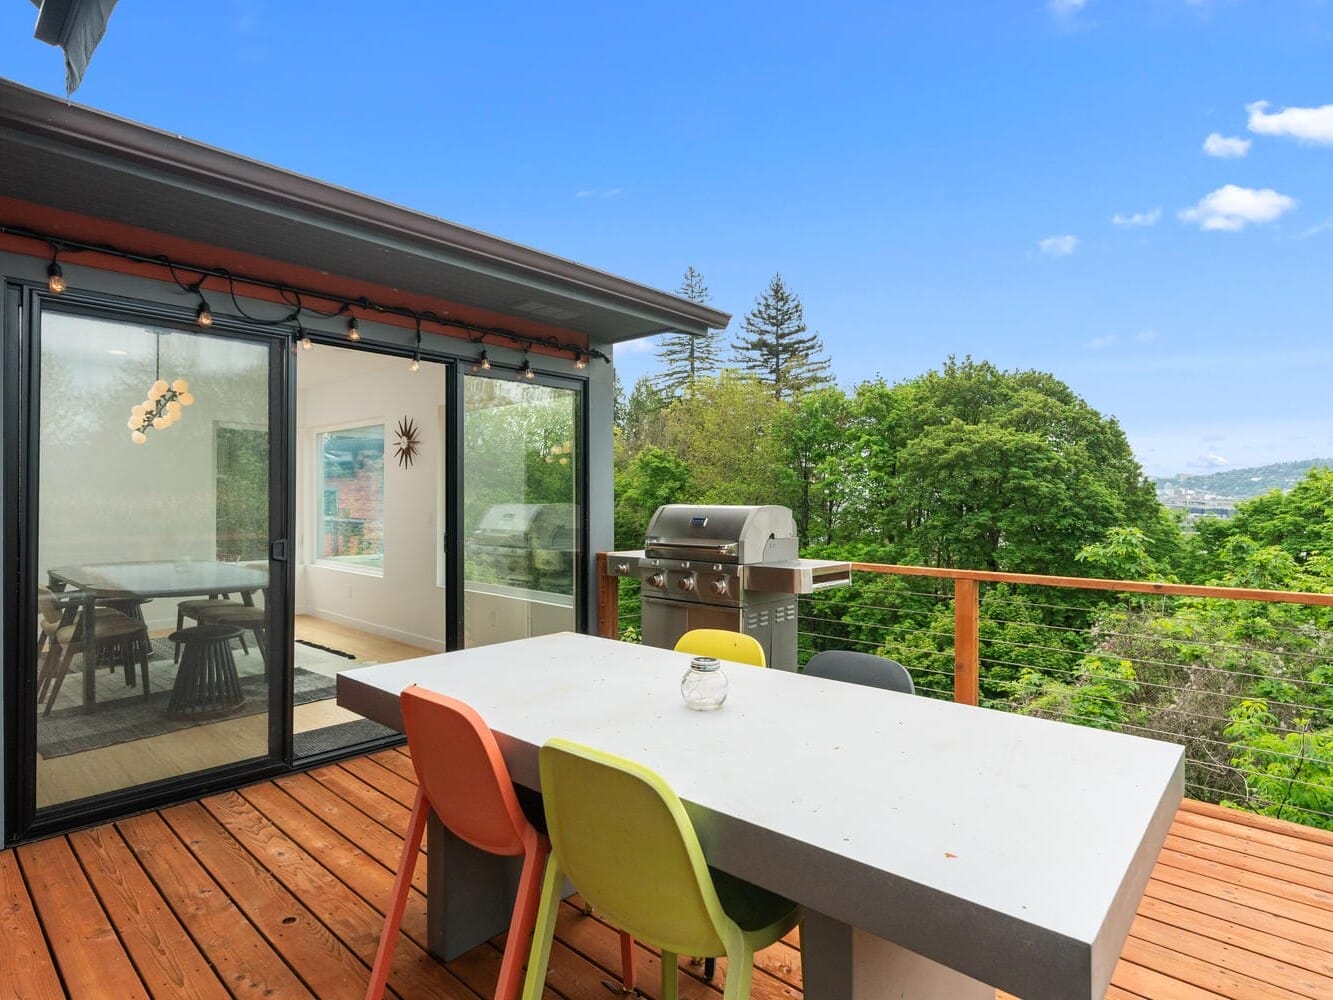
[5, 750, 1331, 999]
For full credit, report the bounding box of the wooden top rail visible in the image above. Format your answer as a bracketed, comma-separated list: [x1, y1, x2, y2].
[849, 562, 1333, 607]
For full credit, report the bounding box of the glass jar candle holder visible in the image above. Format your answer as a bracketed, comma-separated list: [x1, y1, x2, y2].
[681, 656, 728, 710]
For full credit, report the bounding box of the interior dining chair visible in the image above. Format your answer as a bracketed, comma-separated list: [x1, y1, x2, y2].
[803, 648, 915, 695]
[523, 738, 801, 1000]
[36, 589, 149, 715]
[365, 688, 632, 1000]
[674, 628, 766, 668]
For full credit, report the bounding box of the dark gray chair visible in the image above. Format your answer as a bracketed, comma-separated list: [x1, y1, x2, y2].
[803, 649, 915, 695]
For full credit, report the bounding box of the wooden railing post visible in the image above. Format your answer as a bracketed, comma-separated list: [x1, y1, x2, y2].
[595, 553, 619, 639]
[954, 578, 980, 706]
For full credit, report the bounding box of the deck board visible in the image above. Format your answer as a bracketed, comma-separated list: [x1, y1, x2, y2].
[3, 753, 1330, 999]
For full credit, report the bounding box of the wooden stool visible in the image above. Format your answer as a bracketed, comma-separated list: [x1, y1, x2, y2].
[167, 624, 246, 719]
[196, 604, 268, 675]
[175, 596, 242, 662]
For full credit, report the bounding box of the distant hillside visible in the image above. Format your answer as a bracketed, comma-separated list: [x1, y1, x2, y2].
[1155, 459, 1333, 501]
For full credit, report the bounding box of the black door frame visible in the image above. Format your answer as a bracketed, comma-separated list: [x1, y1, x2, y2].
[2, 285, 594, 843]
[3, 282, 294, 842]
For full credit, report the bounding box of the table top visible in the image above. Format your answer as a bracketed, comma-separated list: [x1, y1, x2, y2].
[337, 632, 1183, 1000]
[48, 560, 268, 599]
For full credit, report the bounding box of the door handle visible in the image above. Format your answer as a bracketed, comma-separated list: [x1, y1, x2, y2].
[270, 539, 289, 562]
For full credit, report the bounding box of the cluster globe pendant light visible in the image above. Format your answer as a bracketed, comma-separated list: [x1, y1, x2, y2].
[128, 335, 195, 444]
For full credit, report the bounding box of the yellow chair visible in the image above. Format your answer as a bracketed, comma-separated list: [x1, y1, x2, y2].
[673, 628, 766, 667]
[522, 738, 800, 1000]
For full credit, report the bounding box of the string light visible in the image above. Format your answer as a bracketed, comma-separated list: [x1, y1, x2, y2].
[574, 349, 587, 369]
[471, 348, 491, 373]
[195, 297, 213, 327]
[298, 326, 313, 351]
[410, 319, 422, 372]
[516, 357, 535, 381]
[2, 223, 610, 368]
[46, 253, 65, 294]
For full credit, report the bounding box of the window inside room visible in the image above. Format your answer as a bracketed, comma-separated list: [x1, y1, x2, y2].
[315, 424, 385, 572]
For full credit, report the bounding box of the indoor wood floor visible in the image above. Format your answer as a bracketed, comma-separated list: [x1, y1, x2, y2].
[5, 749, 1331, 999]
[33, 616, 433, 808]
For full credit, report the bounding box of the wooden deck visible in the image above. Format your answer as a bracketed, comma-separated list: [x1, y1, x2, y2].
[3, 749, 1331, 999]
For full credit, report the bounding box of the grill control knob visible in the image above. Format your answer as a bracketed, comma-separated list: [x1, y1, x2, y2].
[615, 561, 630, 575]
[677, 575, 696, 592]
[711, 578, 729, 596]
[646, 572, 665, 588]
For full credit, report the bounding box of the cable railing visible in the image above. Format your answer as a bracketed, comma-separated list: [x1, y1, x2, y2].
[596, 555, 1333, 831]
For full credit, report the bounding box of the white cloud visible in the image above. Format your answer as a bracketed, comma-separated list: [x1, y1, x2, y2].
[1135, 329, 1159, 343]
[1038, 234, 1079, 256]
[1246, 100, 1333, 145]
[1178, 184, 1297, 231]
[1202, 132, 1251, 158]
[1111, 207, 1161, 228]
[1048, 0, 1088, 12]
[575, 187, 623, 199]
[1295, 216, 1333, 240]
[1086, 335, 1118, 350]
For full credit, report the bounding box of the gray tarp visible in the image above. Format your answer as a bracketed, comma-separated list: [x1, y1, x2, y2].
[30, 0, 120, 94]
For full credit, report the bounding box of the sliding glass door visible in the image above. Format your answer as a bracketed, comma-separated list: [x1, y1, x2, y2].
[27, 298, 285, 814]
[461, 374, 583, 647]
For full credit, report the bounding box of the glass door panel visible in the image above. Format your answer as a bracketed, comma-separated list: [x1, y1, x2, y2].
[462, 375, 581, 647]
[33, 309, 278, 810]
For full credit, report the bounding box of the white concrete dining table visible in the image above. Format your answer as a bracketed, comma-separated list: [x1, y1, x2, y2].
[336, 631, 1183, 1000]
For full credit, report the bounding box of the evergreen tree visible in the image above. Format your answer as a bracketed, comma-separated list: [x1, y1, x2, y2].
[654, 266, 724, 398]
[731, 273, 833, 399]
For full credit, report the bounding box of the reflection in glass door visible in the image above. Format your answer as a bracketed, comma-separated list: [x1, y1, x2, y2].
[462, 374, 582, 647]
[32, 308, 280, 811]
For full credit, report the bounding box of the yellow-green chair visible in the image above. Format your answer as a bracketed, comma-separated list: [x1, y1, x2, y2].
[674, 628, 766, 667]
[522, 738, 800, 1000]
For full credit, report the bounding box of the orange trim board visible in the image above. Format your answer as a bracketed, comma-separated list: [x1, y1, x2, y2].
[0, 196, 590, 356]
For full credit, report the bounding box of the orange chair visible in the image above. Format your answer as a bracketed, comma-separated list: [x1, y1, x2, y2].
[365, 687, 548, 1000]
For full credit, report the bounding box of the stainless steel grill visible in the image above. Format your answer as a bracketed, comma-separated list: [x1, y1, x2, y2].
[606, 504, 850, 670]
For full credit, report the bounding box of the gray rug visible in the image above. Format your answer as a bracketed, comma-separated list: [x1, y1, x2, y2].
[38, 653, 336, 759]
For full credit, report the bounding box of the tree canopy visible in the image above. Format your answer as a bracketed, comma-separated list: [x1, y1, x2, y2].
[730, 273, 832, 399]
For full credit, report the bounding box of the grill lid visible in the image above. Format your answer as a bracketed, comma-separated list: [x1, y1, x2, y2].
[643, 504, 798, 564]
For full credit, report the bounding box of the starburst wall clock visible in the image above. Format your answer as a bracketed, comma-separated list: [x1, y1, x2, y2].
[393, 416, 421, 468]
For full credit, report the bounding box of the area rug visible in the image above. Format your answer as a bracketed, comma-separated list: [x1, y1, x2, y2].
[37, 642, 340, 758]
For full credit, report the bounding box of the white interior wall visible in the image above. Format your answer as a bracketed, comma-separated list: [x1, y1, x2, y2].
[295, 348, 446, 651]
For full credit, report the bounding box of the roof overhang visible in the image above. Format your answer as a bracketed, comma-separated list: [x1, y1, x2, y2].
[0, 78, 729, 343]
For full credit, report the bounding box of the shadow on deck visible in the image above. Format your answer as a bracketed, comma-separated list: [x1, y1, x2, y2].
[3, 747, 1330, 998]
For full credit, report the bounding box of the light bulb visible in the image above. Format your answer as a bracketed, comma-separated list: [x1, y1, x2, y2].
[166, 400, 182, 416]
[410, 357, 421, 373]
[172, 379, 189, 393]
[559, 457, 569, 465]
[574, 351, 587, 369]
[131, 404, 146, 417]
[127, 417, 139, 430]
[151, 379, 168, 398]
[179, 392, 195, 406]
[196, 302, 213, 327]
[347, 318, 360, 341]
[478, 350, 491, 371]
[157, 413, 173, 428]
[131, 430, 146, 444]
[300, 334, 313, 351]
[524, 366, 536, 381]
[47, 261, 66, 294]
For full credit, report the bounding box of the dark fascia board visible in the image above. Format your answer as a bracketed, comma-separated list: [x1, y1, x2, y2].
[0, 78, 730, 339]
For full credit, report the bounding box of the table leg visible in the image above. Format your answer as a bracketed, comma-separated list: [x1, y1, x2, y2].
[802, 911, 992, 1000]
[426, 812, 524, 962]
[81, 593, 98, 712]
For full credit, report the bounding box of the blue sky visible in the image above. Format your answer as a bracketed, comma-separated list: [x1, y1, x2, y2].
[5, 0, 1331, 477]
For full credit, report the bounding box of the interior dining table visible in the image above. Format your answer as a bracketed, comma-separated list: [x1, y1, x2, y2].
[336, 631, 1184, 1000]
[47, 560, 269, 711]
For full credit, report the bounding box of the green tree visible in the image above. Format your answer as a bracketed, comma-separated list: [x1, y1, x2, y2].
[660, 373, 785, 503]
[731, 273, 833, 399]
[613, 447, 693, 549]
[653, 267, 725, 398]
